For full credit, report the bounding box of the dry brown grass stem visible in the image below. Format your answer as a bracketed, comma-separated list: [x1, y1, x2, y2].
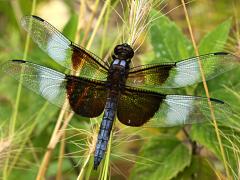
[227, 9, 240, 56]
[81, 0, 100, 46]
[75, 0, 86, 45]
[10, 0, 23, 29]
[77, 153, 91, 180]
[36, 109, 74, 180]
[0, 138, 11, 155]
[86, 0, 111, 50]
[56, 132, 66, 180]
[0, 138, 12, 168]
[36, 98, 73, 179]
[36, 0, 105, 169]
[180, 0, 231, 179]
[36, 0, 103, 178]
[75, 124, 98, 180]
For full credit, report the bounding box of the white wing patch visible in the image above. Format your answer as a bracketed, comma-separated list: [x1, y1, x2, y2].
[174, 59, 200, 87]
[38, 68, 65, 101]
[47, 33, 70, 62]
[165, 95, 193, 125]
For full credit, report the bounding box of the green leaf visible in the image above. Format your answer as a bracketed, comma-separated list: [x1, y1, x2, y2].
[62, 13, 79, 41]
[193, 19, 233, 99]
[130, 136, 191, 180]
[8, 167, 38, 180]
[150, 10, 193, 62]
[47, 159, 73, 177]
[190, 123, 240, 178]
[173, 156, 218, 180]
[198, 18, 232, 53]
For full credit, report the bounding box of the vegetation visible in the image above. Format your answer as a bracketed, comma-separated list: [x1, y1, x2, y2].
[0, 0, 240, 179]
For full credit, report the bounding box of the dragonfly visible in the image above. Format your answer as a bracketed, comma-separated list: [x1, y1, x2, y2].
[1, 15, 239, 170]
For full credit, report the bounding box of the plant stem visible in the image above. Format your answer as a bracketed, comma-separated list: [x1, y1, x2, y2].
[86, 0, 111, 50]
[74, 0, 85, 44]
[85, 155, 94, 180]
[77, 153, 91, 180]
[100, 1, 111, 58]
[81, 0, 100, 46]
[36, 0, 107, 177]
[3, 0, 36, 179]
[36, 103, 73, 179]
[11, 0, 36, 134]
[8, 103, 49, 173]
[56, 132, 66, 180]
[101, 129, 113, 180]
[181, 0, 231, 179]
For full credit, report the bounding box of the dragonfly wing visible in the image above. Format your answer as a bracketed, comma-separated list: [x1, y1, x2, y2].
[21, 15, 109, 81]
[117, 87, 231, 127]
[127, 52, 240, 89]
[1, 60, 108, 117]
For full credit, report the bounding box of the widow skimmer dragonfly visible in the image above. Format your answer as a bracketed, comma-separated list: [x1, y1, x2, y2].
[1, 15, 239, 170]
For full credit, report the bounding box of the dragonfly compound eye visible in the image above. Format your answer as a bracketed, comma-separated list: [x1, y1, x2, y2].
[114, 43, 134, 60]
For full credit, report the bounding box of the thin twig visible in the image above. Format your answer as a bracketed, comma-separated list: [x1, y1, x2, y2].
[36, 0, 90, 176]
[180, 0, 231, 179]
[81, 0, 100, 46]
[3, 0, 36, 179]
[182, 127, 198, 155]
[56, 132, 66, 180]
[86, 0, 111, 50]
[36, 102, 73, 179]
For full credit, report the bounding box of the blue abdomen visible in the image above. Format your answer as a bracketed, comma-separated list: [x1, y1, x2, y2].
[94, 95, 118, 169]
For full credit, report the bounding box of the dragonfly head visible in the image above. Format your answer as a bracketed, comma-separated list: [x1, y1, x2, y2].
[113, 43, 134, 61]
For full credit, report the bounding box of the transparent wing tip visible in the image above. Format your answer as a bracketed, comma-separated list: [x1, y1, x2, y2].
[213, 100, 233, 120]
[21, 15, 44, 28]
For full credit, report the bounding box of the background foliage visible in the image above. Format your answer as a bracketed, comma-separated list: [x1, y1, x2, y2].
[0, 0, 240, 179]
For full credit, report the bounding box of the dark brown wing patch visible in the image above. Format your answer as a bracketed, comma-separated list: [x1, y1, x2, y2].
[21, 15, 109, 81]
[117, 87, 166, 126]
[127, 53, 240, 89]
[66, 76, 107, 117]
[127, 64, 175, 89]
[71, 44, 109, 73]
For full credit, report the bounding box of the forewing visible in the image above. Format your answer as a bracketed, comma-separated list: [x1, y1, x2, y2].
[127, 52, 240, 89]
[117, 87, 231, 127]
[1, 60, 107, 117]
[21, 15, 109, 80]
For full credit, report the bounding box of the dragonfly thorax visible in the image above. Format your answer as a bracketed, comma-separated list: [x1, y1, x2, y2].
[112, 59, 127, 67]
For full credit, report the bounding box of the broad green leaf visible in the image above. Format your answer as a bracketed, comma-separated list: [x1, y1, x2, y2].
[130, 136, 191, 180]
[190, 123, 240, 179]
[62, 13, 79, 42]
[198, 19, 232, 54]
[150, 10, 193, 62]
[194, 19, 233, 96]
[173, 156, 218, 180]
